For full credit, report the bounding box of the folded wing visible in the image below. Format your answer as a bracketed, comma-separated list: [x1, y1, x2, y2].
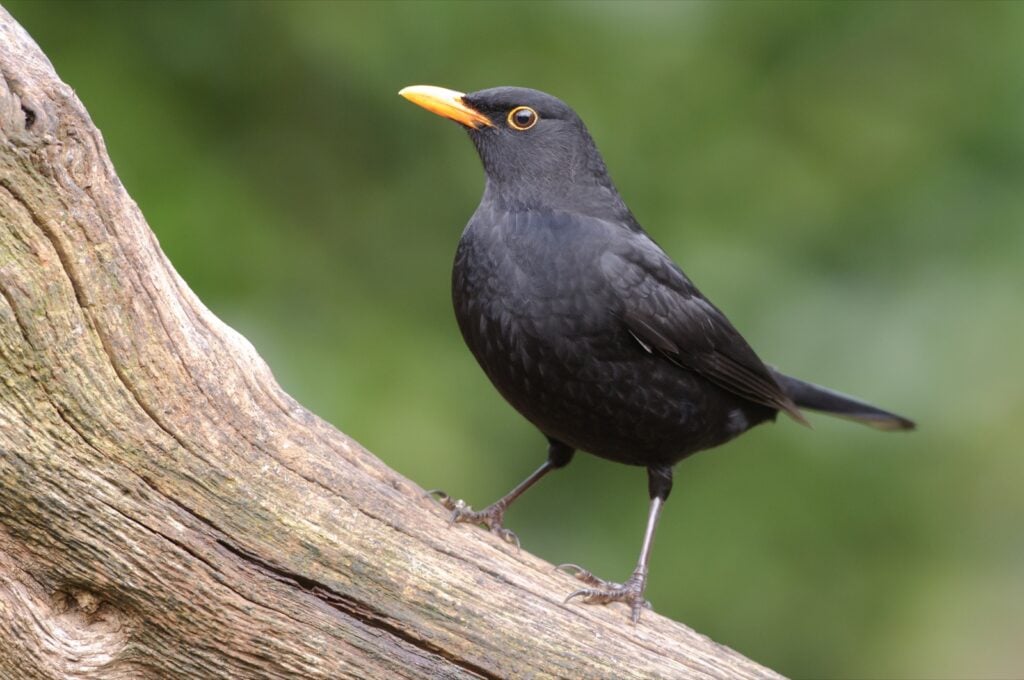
[600, 236, 809, 425]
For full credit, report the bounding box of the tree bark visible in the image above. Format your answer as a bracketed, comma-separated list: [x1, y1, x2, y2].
[0, 8, 783, 679]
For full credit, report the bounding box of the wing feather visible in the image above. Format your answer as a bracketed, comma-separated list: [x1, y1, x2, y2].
[601, 237, 808, 425]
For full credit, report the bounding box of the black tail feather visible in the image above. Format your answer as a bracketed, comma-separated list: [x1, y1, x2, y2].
[770, 369, 915, 432]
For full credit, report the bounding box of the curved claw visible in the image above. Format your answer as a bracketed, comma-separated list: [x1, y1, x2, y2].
[425, 489, 457, 511]
[555, 563, 587, 575]
[563, 587, 593, 604]
[564, 587, 614, 605]
[492, 526, 521, 550]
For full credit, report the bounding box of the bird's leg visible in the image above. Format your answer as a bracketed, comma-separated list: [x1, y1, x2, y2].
[429, 439, 574, 548]
[560, 465, 672, 623]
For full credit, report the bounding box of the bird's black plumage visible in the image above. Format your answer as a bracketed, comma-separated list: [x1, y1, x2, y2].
[400, 84, 914, 622]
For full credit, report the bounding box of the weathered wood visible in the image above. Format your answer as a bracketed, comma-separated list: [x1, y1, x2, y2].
[0, 8, 783, 678]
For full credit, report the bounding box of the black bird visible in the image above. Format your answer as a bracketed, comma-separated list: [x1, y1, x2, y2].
[399, 84, 914, 623]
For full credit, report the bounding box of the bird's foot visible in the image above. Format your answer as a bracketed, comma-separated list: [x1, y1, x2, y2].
[557, 563, 652, 623]
[427, 490, 520, 548]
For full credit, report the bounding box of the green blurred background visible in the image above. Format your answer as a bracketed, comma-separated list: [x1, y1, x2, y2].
[8, 1, 1023, 677]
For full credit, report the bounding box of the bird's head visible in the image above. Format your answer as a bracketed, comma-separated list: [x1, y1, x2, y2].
[400, 85, 625, 215]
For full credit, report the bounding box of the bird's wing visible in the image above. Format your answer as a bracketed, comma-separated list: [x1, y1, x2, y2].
[600, 235, 808, 424]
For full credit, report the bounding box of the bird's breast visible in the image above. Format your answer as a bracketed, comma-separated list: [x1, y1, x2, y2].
[452, 209, 611, 355]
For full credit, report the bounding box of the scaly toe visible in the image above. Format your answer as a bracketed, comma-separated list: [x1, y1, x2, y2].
[555, 563, 609, 588]
[630, 598, 654, 624]
[559, 568, 652, 622]
[449, 503, 483, 527]
[428, 496, 518, 547]
[492, 525, 521, 549]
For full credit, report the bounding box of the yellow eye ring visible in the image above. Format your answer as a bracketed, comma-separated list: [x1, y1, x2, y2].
[507, 106, 538, 131]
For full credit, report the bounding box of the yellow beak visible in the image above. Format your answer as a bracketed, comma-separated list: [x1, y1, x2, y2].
[399, 85, 493, 129]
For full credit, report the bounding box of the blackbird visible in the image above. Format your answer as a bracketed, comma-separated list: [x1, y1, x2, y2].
[399, 84, 914, 623]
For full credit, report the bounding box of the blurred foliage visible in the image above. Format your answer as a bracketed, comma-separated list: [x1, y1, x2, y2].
[7, 1, 1023, 677]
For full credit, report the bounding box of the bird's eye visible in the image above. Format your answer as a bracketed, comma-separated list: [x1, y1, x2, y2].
[507, 106, 538, 131]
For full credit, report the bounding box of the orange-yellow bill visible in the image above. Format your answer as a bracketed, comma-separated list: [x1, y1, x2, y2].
[399, 85, 493, 129]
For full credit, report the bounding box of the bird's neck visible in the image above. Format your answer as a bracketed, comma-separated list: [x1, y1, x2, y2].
[481, 175, 636, 226]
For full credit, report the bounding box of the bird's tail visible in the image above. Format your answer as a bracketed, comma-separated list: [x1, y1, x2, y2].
[770, 368, 915, 432]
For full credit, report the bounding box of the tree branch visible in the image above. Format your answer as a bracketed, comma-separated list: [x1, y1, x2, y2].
[0, 8, 782, 678]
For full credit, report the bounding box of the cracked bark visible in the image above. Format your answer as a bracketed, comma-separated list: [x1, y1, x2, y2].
[0, 8, 784, 679]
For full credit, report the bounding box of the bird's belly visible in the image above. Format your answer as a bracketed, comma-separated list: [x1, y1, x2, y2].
[459, 303, 771, 466]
